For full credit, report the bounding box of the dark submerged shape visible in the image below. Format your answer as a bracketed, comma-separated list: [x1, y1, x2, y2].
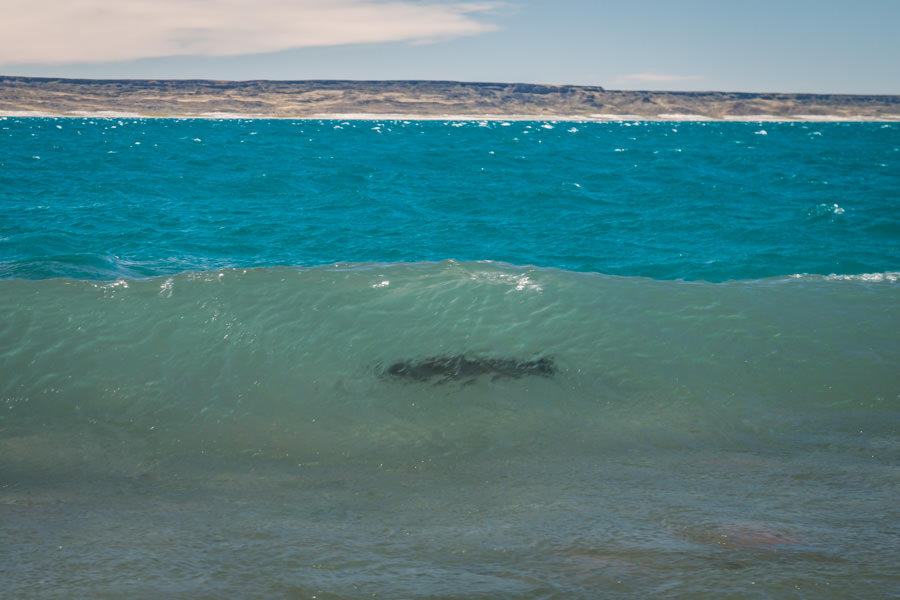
[381, 355, 557, 383]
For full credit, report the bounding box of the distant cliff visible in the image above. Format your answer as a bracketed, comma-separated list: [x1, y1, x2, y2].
[1, 76, 898, 119]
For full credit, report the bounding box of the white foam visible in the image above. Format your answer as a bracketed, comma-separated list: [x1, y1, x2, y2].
[657, 113, 713, 121]
[70, 110, 144, 118]
[159, 278, 175, 298]
[809, 203, 845, 217]
[723, 115, 783, 122]
[791, 272, 899, 283]
[470, 271, 543, 293]
[4, 109, 899, 122]
[96, 279, 129, 290]
[589, 113, 644, 121]
[825, 272, 899, 282]
[197, 112, 263, 119]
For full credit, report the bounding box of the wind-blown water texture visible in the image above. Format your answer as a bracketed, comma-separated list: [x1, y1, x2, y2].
[3, 262, 898, 598]
[3, 261, 896, 437]
[2, 118, 898, 280]
[2, 119, 899, 599]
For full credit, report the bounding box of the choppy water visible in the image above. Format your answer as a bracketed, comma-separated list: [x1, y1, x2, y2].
[1, 117, 899, 599]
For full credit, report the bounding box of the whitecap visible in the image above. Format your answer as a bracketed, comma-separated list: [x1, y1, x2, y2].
[470, 271, 543, 293]
[159, 278, 175, 298]
[97, 279, 129, 290]
[809, 203, 845, 217]
[791, 272, 898, 283]
[825, 272, 899, 282]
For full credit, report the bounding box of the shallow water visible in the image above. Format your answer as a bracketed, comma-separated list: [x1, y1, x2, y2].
[1, 119, 898, 598]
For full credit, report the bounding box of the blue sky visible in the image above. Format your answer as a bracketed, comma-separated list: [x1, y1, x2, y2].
[2, 0, 898, 93]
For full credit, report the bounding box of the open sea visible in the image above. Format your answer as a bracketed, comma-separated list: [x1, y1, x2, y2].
[1, 117, 899, 599]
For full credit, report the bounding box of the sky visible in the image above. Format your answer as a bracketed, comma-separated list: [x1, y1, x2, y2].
[1, 0, 898, 94]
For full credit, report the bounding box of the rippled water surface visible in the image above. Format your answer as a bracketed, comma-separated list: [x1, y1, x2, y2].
[1, 118, 898, 599]
[3, 118, 898, 280]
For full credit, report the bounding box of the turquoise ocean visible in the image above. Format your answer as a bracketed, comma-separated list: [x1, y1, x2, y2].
[2, 117, 898, 598]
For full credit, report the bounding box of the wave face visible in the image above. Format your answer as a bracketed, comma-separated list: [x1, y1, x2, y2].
[2, 119, 899, 599]
[3, 262, 897, 433]
[2, 118, 899, 281]
[3, 260, 897, 444]
[3, 262, 898, 598]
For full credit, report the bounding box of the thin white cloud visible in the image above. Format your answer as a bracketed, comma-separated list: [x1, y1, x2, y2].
[0, 0, 502, 65]
[617, 72, 704, 84]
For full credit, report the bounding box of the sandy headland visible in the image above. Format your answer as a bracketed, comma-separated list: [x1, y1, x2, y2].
[1, 76, 898, 121]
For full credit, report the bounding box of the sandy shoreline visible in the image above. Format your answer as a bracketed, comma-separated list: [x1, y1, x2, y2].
[2, 109, 897, 122]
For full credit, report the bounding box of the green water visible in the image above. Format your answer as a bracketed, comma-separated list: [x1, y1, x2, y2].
[2, 117, 899, 597]
[2, 263, 897, 598]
